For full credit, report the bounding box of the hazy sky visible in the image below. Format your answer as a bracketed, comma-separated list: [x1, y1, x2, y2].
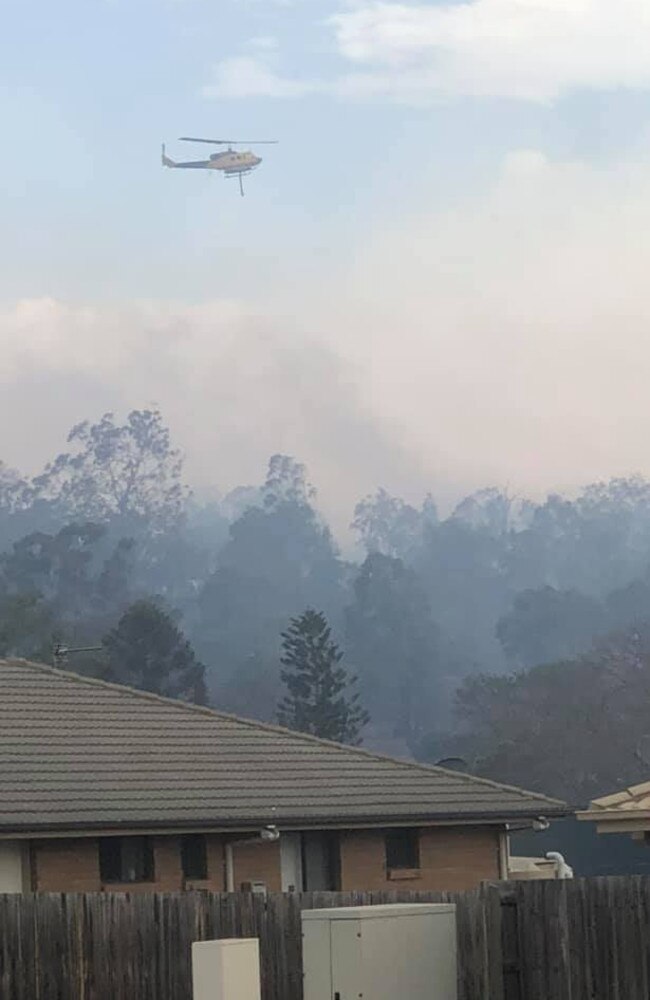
[4, 0, 650, 526]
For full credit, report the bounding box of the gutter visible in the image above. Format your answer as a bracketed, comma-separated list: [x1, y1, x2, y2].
[0, 809, 568, 840]
[577, 808, 650, 822]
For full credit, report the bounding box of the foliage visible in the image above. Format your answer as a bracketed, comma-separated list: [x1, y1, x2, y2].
[452, 487, 529, 535]
[102, 599, 207, 704]
[0, 593, 61, 662]
[277, 609, 369, 744]
[344, 553, 442, 744]
[30, 410, 187, 529]
[0, 462, 25, 512]
[263, 454, 315, 509]
[352, 489, 437, 559]
[496, 586, 604, 667]
[198, 457, 345, 711]
[9, 409, 650, 770]
[194, 566, 284, 716]
[447, 624, 650, 805]
[0, 522, 134, 622]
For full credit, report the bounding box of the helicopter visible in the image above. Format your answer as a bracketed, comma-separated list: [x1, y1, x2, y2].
[162, 137, 278, 196]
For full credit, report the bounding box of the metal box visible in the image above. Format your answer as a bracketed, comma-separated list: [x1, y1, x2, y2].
[240, 880, 268, 897]
[302, 903, 457, 1000]
[192, 938, 261, 1000]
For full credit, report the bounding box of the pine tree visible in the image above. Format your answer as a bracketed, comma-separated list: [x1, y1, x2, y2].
[277, 609, 369, 745]
[102, 600, 207, 704]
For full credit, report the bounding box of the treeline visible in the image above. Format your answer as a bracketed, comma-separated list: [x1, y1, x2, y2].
[5, 409, 650, 804]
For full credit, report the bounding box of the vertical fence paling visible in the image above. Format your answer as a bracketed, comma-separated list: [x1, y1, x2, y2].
[4, 879, 650, 999]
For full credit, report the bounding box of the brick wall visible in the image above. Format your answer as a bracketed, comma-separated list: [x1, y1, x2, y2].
[31, 825, 500, 894]
[33, 836, 186, 892]
[339, 826, 501, 892]
[233, 840, 282, 891]
[31, 833, 281, 893]
[32, 838, 101, 892]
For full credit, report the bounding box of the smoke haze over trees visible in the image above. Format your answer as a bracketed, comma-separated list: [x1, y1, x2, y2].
[6, 408, 650, 801]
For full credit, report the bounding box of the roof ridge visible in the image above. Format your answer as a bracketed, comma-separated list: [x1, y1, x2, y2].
[1, 659, 563, 809]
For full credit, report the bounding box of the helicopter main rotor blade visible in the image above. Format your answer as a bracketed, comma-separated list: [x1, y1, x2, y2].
[178, 137, 278, 145]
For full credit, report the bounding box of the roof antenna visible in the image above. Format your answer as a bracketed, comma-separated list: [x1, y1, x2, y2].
[53, 643, 103, 668]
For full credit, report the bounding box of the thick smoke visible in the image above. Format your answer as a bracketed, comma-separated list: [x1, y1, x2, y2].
[4, 149, 650, 523]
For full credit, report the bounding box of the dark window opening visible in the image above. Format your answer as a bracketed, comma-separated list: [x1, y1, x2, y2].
[99, 836, 154, 884]
[301, 832, 341, 891]
[181, 834, 208, 880]
[385, 829, 420, 870]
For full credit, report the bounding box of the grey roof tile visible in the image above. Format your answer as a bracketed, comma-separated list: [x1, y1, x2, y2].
[0, 659, 565, 832]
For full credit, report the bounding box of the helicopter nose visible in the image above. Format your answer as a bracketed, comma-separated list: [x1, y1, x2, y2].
[254, 155, 262, 166]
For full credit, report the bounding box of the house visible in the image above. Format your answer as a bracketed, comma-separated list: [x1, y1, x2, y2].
[578, 781, 650, 843]
[0, 659, 566, 894]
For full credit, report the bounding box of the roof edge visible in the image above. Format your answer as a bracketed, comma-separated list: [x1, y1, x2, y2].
[0, 806, 569, 837]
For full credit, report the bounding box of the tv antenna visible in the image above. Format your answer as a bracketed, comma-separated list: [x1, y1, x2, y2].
[53, 643, 103, 668]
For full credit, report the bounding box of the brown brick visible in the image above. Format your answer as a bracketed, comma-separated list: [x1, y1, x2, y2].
[32, 825, 501, 895]
[233, 840, 282, 891]
[33, 838, 101, 892]
[339, 826, 500, 892]
[35, 835, 187, 892]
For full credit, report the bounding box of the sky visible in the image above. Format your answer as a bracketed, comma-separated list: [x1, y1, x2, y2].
[3, 0, 650, 527]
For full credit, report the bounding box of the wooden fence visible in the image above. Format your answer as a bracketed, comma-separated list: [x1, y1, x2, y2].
[1, 879, 650, 999]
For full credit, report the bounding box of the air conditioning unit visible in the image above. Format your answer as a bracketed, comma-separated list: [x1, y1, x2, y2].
[240, 880, 267, 897]
[302, 903, 457, 1000]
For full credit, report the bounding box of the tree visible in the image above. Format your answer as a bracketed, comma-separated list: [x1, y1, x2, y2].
[0, 522, 134, 622]
[102, 600, 207, 704]
[496, 586, 604, 668]
[199, 457, 346, 716]
[263, 454, 315, 509]
[217, 455, 342, 606]
[194, 566, 285, 717]
[352, 489, 437, 559]
[0, 593, 61, 662]
[30, 410, 187, 529]
[277, 609, 369, 745]
[411, 514, 512, 671]
[0, 461, 24, 512]
[452, 488, 527, 536]
[344, 553, 443, 745]
[440, 623, 650, 806]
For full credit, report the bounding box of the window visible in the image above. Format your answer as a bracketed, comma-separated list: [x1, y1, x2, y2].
[301, 832, 341, 891]
[99, 837, 154, 884]
[181, 834, 208, 881]
[385, 829, 420, 871]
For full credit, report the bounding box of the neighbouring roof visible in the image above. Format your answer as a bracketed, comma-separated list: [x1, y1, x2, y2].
[0, 659, 565, 834]
[579, 781, 650, 823]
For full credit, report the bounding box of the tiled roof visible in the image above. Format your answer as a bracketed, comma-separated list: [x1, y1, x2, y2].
[0, 659, 565, 833]
[580, 782, 650, 820]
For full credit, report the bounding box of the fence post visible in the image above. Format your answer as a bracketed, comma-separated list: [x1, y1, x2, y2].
[498, 888, 522, 1000]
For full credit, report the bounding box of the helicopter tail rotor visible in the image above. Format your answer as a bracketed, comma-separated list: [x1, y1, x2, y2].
[161, 144, 176, 168]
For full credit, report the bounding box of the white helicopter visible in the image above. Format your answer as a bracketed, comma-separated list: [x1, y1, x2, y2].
[162, 137, 278, 196]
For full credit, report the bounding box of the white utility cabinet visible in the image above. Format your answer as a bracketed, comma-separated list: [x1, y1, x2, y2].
[192, 938, 261, 1000]
[302, 903, 457, 1000]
